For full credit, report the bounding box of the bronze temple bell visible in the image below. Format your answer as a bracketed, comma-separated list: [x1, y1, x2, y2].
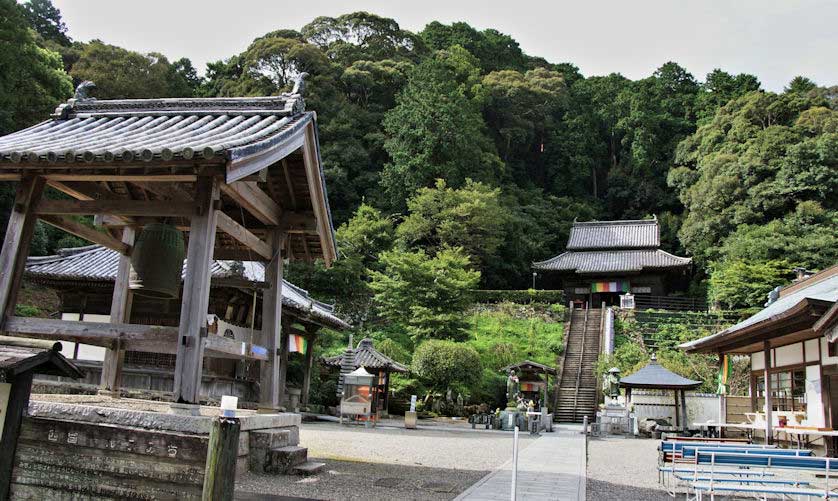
[129, 223, 185, 299]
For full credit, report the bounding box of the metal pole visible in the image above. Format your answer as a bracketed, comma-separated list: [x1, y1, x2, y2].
[582, 415, 588, 436]
[511, 426, 519, 500]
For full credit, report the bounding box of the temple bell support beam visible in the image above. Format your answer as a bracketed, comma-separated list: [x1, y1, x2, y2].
[259, 229, 284, 410]
[0, 177, 45, 326]
[173, 177, 219, 405]
[99, 227, 135, 396]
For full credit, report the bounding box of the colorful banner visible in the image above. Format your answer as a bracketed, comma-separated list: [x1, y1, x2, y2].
[591, 281, 630, 293]
[717, 354, 732, 395]
[288, 334, 308, 354]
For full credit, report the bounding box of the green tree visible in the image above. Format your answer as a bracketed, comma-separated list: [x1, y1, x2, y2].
[20, 0, 69, 46]
[709, 260, 793, 310]
[412, 339, 481, 392]
[397, 179, 507, 268]
[370, 247, 480, 342]
[419, 21, 526, 73]
[70, 42, 196, 99]
[0, 0, 71, 134]
[381, 46, 502, 208]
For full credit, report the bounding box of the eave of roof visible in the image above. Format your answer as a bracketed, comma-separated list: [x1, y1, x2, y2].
[566, 218, 660, 250]
[619, 359, 702, 389]
[501, 360, 558, 375]
[532, 249, 691, 274]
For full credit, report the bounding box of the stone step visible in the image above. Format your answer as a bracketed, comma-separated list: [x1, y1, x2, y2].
[266, 446, 308, 474]
[292, 461, 326, 476]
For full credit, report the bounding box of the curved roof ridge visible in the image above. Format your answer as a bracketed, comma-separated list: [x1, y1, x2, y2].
[572, 218, 657, 226]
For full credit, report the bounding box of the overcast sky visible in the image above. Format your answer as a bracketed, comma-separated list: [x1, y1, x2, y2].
[52, 0, 836, 92]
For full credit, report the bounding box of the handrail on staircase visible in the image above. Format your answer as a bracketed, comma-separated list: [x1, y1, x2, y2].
[572, 307, 590, 422]
[553, 301, 574, 415]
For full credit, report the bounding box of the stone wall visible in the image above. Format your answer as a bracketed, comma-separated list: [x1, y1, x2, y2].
[9, 400, 301, 500]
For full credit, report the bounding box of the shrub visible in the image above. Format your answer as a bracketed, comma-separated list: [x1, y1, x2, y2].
[473, 289, 565, 304]
[412, 340, 481, 392]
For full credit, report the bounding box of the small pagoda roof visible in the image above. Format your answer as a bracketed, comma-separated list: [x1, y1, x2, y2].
[25, 245, 350, 330]
[501, 360, 557, 375]
[0, 336, 83, 380]
[619, 356, 701, 390]
[323, 338, 408, 373]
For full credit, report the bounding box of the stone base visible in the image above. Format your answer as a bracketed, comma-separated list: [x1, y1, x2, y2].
[169, 402, 202, 416]
[404, 411, 417, 429]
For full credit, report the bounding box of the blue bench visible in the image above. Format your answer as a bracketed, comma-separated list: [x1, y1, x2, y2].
[659, 440, 777, 464]
[690, 450, 838, 500]
[681, 446, 813, 459]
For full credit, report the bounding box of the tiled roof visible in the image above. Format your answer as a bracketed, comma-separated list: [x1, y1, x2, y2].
[566, 219, 659, 250]
[323, 338, 409, 373]
[0, 95, 306, 163]
[532, 249, 691, 274]
[0, 337, 83, 379]
[25, 245, 349, 330]
[619, 356, 702, 389]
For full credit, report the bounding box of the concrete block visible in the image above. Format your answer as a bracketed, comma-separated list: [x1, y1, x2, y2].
[404, 411, 417, 429]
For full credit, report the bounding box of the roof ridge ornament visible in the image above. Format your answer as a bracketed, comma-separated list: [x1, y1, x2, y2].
[291, 72, 309, 96]
[74, 81, 96, 100]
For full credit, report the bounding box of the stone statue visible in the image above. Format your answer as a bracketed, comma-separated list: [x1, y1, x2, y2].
[291, 72, 309, 95]
[74, 81, 96, 100]
[506, 370, 520, 402]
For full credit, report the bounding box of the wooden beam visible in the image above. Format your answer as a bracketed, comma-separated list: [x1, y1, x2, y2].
[216, 212, 273, 260]
[99, 227, 135, 396]
[211, 248, 270, 262]
[281, 159, 298, 210]
[204, 335, 267, 361]
[39, 215, 131, 255]
[132, 181, 193, 201]
[35, 199, 194, 217]
[220, 181, 282, 226]
[301, 122, 336, 266]
[43, 174, 198, 182]
[259, 230, 283, 410]
[3, 316, 177, 346]
[0, 177, 45, 324]
[173, 177, 219, 405]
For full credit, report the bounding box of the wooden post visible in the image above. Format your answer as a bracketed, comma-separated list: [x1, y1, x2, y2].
[300, 327, 316, 409]
[0, 177, 45, 326]
[173, 177, 219, 405]
[0, 372, 33, 500]
[680, 389, 688, 431]
[100, 227, 135, 396]
[764, 341, 773, 445]
[259, 230, 283, 410]
[201, 416, 241, 501]
[277, 322, 289, 409]
[718, 351, 727, 438]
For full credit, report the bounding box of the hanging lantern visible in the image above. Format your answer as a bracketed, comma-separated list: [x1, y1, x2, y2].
[129, 223, 185, 299]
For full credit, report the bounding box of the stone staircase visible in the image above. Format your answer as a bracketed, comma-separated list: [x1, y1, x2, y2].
[249, 428, 325, 476]
[555, 308, 601, 423]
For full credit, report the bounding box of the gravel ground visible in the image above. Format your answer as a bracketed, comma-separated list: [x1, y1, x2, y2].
[586, 436, 671, 501]
[237, 422, 535, 500]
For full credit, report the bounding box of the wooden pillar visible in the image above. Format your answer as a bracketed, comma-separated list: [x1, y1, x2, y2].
[718, 351, 727, 438]
[0, 177, 45, 326]
[382, 370, 391, 415]
[259, 230, 284, 410]
[173, 177, 219, 405]
[99, 227, 135, 396]
[277, 322, 289, 409]
[201, 416, 241, 501]
[680, 389, 688, 431]
[0, 372, 33, 500]
[543, 370, 549, 411]
[300, 327, 316, 409]
[764, 340, 773, 445]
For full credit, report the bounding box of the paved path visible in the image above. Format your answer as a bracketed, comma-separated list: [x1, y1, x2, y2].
[455, 425, 586, 501]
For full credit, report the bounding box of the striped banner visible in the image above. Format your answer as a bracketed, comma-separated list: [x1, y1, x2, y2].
[288, 334, 308, 354]
[520, 382, 545, 392]
[591, 281, 630, 293]
[717, 354, 731, 395]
